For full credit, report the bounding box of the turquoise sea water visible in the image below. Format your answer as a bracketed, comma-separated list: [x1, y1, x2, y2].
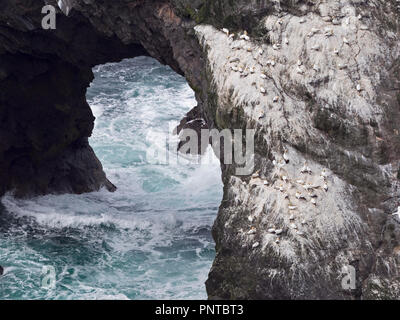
[0, 57, 223, 299]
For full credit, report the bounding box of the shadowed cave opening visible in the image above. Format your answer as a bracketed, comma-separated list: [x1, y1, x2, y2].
[0, 56, 223, 299]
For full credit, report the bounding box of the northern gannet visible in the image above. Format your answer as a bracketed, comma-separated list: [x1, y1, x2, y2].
[311, 199, 317, 206]
[247, 227, 257, 235]
[311, 44, 321, 51]
[320, 169, 328, 179]
[252, 242, 260, 249]
[272, 44, 281, 50]
[222, 28, 229, 35]
[260, 87, 267, 94]
[343, 37, 350, 45]
[300, 162, 312, 174]
[273, 96, 280, 103]
[392, 207, 400, 219]
[283, 149, 289, 163]
[323, 183, 328, 192]
[275, 229, 283, 235]
[295, 192, 306, 200]
[268, 228, 276, 234]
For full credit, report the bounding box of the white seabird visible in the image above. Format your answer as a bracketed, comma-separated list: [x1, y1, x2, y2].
[323, 183, 328, 192]
[275, 229, 283, 235]
[283, 150, 289, 163]
[57, 0, 73, 16]
[260, 87, 267, 94]
[222, 28, 229, 35]
[273, 96, 280, 103]
[311, 199, 317, 206]
[392, 207, 400, 219]
[252, 242, 260, 249]
[272, 44, 281, 51]
[320, 169, 328, 179]
[295, 192, 306, 200]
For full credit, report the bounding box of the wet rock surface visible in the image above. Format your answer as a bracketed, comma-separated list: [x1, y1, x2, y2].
[1, 0, 400, 299]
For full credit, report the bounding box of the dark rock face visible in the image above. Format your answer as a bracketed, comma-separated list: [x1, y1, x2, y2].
[1, 0, 400, 300]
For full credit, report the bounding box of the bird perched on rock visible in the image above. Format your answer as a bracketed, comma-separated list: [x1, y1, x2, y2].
[392, 207, 400, 220]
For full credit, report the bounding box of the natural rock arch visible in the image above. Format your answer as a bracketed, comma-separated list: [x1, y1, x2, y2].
[2, 0, 400, 300]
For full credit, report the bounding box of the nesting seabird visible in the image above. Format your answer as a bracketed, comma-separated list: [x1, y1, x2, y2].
[247, 227, 257, 235]
[313, 64, 320, 72]
[284, 37, 289, 45]
[252, 172, 260, 179]
[300, 162, 312, 174]
[323, 183, 329, 192]
[57, 0, 73, 16]
[260, 87, 267, 94]
[260, 73, 267, 79]
[273, 96, 280, 103]
[311, 44, 321, 51]
[295, 192, 306, 200]
[263, 180, 269, 186]
[252, 242, 260, 249]
[320, 169, 328, 179]
[288, 204, 297, 210]
[392, 207, 400, 219]
[283, 150, 289, 163]
[299, 17, 306, 24]
[343, 37, 350, 45]
[268, 228, 276, 234]
[356, 84, 362, 92]
[311, 198, 317, 206]
[324, 28, 334, 37]
[248, 215, 254, 222]
[272, 44, 281, 51]
[275, 229, 283, 235]
[222, 28, 229, 35]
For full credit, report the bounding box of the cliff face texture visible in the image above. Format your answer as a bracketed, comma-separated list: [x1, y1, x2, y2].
[1, 0, 400, 299]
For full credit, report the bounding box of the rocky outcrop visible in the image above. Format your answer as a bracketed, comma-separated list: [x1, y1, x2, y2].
[1, 0, 400, 299]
